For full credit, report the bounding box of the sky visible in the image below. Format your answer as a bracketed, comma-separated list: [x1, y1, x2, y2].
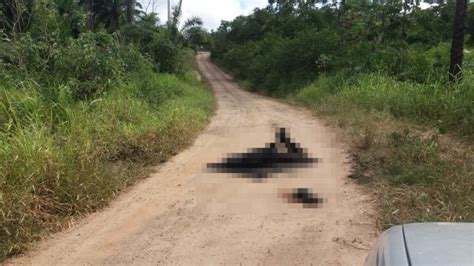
[138, 0, 269, 30]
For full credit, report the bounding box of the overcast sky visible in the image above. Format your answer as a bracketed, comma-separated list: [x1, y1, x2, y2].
[138, 0, 269, 30]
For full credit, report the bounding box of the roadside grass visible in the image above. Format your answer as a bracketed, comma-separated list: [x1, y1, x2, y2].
[289, 73, 474, 228]
[204, 58, 474, 228]
[0, 71, 214, 260]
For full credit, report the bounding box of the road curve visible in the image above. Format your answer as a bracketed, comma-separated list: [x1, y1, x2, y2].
[8, 52, 377, 265]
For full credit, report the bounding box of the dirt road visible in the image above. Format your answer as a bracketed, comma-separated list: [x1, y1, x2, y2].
[9, 53, 377, 265]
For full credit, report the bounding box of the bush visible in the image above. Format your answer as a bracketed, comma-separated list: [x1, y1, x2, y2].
[0, 69, 213, 260]
[54, 32, 126, 99]
[221, 28, 340, 95]
[1, 31, 134, 100]
[294, 73, 474, 136]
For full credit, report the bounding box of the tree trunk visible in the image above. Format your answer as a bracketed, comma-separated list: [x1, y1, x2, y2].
[126, 0, 135, 23]
[112, 8, 119, 32]
[449, 0, 468, 82]
[86, 0, 94, 31]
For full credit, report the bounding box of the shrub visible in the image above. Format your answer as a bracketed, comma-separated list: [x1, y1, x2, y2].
[295, 72, 474, 136]
[0, 70, 214, 260]
[53, 32, 126, 99]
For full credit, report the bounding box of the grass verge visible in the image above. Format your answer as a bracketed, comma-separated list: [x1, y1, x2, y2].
[288, 73, 474, 229]
[226, 68, 474, 228]
[0, 70, 214, 260]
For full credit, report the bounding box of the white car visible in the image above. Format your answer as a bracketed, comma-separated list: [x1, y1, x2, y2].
[365, 223, 474, 266]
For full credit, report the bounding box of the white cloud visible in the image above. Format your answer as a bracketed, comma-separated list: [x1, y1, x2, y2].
[138, 0, 269, 30]
[240, 0, 269, 15]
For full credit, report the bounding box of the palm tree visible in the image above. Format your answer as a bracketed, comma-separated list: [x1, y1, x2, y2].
[94, 0, 124, 32]
[180, 16, 204, 48]
[449, 0, 468, 81]
[181, 17, 203, 33]
[91, 0, 142, 32]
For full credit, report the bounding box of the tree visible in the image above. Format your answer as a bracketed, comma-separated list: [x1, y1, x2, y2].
[55, 0, 83, 38]
[449, 0, 468, 81]
[126, 0, 135, 23]
[95, 0, 124, 32]
[83, 0, 94, 31]
[0, 0, 34, 40]
[79, 0, 142, 32]
[181, 17, 207, 50]
[169, 0, 183, 39]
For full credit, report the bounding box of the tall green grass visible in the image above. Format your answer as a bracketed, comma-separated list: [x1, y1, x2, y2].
[294, 72, 474, 136]
[290, 72, 474, 228]
[0, 70, 214, 259]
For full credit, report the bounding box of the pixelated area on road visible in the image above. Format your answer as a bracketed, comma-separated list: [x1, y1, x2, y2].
[205, 128, 327, 208]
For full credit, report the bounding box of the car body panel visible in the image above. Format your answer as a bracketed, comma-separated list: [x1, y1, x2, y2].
[365, 225, 409, 266]
[403, 223, 474, 266]
[365, 223, 474, 266]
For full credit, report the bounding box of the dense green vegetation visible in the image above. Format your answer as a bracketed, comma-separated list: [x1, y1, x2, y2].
[211, 0, 473, 227]
[0, 0, 213, 259]
[212, 0, 473, 135]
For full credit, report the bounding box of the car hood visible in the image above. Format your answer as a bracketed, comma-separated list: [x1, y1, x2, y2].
[365, 223, 473, 266]
[403, 223, 473, 265]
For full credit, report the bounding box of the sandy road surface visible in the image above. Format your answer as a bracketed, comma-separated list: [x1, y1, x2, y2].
[8, 52, 377, 265]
